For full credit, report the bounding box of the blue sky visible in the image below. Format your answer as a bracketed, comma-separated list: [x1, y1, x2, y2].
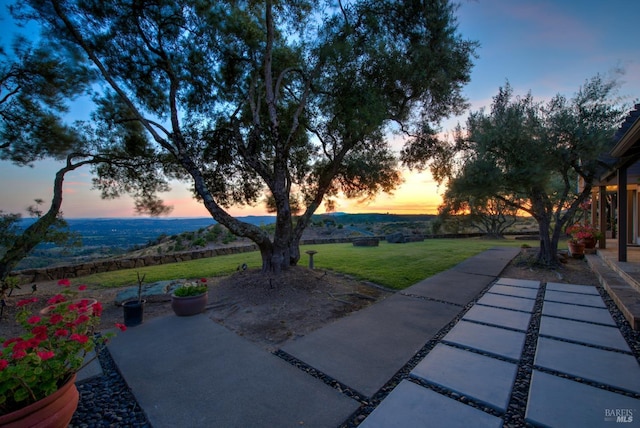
[1, 0, 639, 218]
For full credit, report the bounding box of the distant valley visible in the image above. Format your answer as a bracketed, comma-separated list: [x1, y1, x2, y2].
[15, 213, 436, 270]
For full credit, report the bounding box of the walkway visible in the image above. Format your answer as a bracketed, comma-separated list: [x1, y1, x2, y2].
[98, 247, 640, 427]
[361, 279, 640, 427]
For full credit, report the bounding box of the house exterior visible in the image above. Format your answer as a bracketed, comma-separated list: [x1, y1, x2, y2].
[595, 104, 640, 261]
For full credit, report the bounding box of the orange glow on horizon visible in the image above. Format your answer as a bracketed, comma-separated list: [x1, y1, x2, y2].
[2, 161, 442, 218]
[164, 169, 443, 217]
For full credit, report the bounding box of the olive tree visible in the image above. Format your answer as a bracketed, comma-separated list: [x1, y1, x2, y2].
[16, 0, 477, 273]
[403, 76, 626, 266]
[438, 195, 518, 238]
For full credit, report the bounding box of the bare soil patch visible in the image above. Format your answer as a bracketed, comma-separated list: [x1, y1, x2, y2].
[500, 247, 600, 286]
[208, 266, 391, 350]
[0, 247, 600, 350]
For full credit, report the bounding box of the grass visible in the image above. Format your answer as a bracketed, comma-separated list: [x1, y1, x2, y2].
[310, 238, 523, 289]
[82, 238, 525, 290]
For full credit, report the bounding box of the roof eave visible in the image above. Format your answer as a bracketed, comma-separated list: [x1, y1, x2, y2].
[611, 105, 640, 157]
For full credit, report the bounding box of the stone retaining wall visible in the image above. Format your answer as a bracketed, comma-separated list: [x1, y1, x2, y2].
[10, 237, 353, 284]
[11, 245, 260, 284]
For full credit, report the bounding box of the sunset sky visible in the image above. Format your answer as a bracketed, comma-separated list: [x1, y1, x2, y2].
[1, 0, 639, 218]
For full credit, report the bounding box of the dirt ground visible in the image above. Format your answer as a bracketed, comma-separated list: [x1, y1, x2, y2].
[0, 247, 600, 350]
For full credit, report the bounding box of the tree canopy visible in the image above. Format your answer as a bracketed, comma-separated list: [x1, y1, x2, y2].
[0, 37, 91, 283]
[0, 29, 167, 282]
[12, 0, 477, 273]
[405, 76, 627, 265]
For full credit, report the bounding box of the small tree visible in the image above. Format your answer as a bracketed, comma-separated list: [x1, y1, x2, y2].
[0, 34, 169, 284]
[438, 194, 518, 238]
[0, 38, 91, 283]
[403, 75, 627, 266]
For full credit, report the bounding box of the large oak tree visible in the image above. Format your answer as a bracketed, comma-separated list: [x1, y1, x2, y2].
[16, 0, 476, 273]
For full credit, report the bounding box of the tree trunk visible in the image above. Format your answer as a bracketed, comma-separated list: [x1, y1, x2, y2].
[0, 158, 88, 282]
[536, 216, 560, 266]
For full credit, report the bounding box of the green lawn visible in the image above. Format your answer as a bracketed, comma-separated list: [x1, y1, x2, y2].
[83, 238, 525, 290]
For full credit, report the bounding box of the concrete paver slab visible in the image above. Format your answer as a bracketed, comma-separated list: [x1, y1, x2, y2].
[402, 270, 494, 306]
[539, 316, 631, 352]
[546, 282, 600, 295]
[451, 247, 520, 276]
[442, 320, 526, 360]
[359, 380, 502, 428]
[487, 284, 537, 299]
[526, 371, 640, 427]
[495, 278, 540, 289]
[534, 337, 640, 393]
[544, 289, 606, 308]
[411, 344, 518, 412]
[542, 301, 616, 326]
[462, 305, 532, 331]
[281, 293, 461, 397]
[109, 315, 359, 427]
[477, 293, 535, 313]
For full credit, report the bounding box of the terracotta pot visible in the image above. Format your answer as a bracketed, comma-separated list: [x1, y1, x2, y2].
[580, 237, 597, 249]
[0, 374, 78, 428]
[568, 241, 585, 258]
[171, 292, 208, 316]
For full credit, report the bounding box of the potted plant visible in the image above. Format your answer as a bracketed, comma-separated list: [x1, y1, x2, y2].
[171, 278, 208, 316]
[0, 279, 125, 426]
[567, 237, 586, 258]
[566, 223, 602, 249]
[122, 272, 145, 327]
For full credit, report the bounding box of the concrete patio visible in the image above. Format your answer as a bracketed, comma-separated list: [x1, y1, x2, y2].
[78, 246, 640, 427]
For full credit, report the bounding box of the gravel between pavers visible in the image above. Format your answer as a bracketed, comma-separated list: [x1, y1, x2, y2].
[71, 342, 151, 428]
[338, 280, 640, 427]
[71, 280, 640, 428]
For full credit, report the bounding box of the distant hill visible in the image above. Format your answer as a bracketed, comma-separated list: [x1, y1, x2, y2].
[18, 214, 435, 247]
[316, 213, 436, 224]
[13, 213, 437, 270]
[19, 216, 277, 248]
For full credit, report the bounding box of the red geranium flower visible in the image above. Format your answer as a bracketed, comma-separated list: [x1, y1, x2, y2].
[57, 278, 71, 287]
[3, 337, 20, 348]
[74, 315, 90, 326]
[115, 323, 127, 332]
[27, 316, 41, 325]
[69, 334, 89, 344]
[12, 349, 27, 359]
[47, 294, 66, 305]
[37, 351, 55, 361]
[31, 326, 48, 340]
[16, 297, 38, 307]
[27, 337, 42, 349]
[49, 314, 63, 324]
[55, 329, 69, 337]
[0, 359, 8, 371]
[92, 301, 103, 317]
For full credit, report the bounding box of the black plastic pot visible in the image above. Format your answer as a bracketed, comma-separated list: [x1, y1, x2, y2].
[123, 300, 144, 327]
